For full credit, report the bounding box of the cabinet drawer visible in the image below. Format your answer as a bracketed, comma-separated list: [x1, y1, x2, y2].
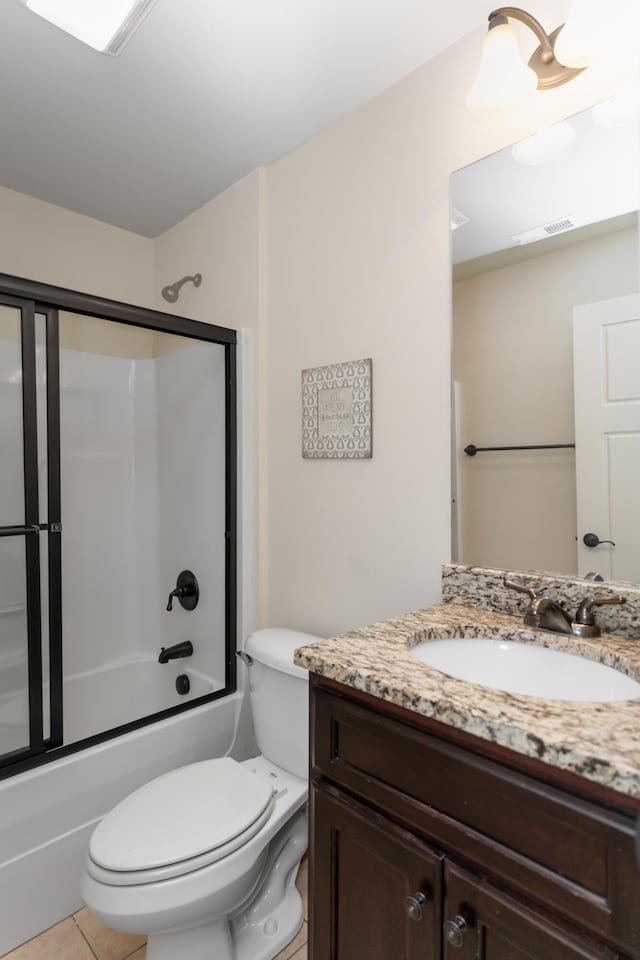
[443, 860, 628, 960]
[312, 686, 640, 956]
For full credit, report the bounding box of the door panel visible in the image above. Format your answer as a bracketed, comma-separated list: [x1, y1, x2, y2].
[0, 305, 26, 524]
[573, 294, 640, 581]
[311, 783, 443, 960]
[0, 298, 44, 766]
[0, 535, 30, 756]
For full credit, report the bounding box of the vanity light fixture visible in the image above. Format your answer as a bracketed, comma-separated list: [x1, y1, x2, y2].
[161, 274, 203, 303]
[466, 6, 586, 116]
[553, 0, 600, 68]
[18, 0, 157, 55]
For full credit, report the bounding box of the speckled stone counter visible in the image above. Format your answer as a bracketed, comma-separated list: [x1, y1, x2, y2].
[442, 562, 640, 639]
[294, 602, 640, 799]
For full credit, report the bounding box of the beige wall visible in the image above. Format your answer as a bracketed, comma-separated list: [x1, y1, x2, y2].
[0, 185, 154, 307]
[453, 226, 638, 574]
[264, 67, 453, 636]
[259, 18, 638, 637]
[154, 6, 636, 638]
[154, 171, 265, 633]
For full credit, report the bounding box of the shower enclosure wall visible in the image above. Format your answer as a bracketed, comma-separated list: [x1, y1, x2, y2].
[0, 275, 237, 775]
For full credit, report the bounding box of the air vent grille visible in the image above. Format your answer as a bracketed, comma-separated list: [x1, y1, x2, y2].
[451, 208, 469, 230]
[512, 216, 579, 245]
[544, 218, 575, 235]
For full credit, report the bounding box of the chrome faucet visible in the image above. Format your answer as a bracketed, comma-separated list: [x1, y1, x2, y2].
[504, 578, 626, 639]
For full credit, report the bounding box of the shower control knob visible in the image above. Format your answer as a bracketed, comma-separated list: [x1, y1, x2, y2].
[166, 570, 199, 611]
[404, 892, 428, 921]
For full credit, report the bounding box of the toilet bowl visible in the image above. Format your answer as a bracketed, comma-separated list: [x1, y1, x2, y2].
[81, 628, 322, 960]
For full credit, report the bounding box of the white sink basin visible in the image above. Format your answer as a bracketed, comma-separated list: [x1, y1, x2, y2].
[410, 637, 640, 702]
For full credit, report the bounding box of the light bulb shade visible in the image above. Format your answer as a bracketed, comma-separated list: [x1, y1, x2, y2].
[554, 0, 601, 67]
[20, 0, 156, 54]
[511, 122, 577, 165]
[466, 23, 538, 116]
[555, 0, 640, 68]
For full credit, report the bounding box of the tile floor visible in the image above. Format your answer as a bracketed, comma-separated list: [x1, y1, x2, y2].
[2, 861, 308, 960]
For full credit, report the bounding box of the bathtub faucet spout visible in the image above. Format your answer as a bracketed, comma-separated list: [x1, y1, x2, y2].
[158, 641, 194, 664]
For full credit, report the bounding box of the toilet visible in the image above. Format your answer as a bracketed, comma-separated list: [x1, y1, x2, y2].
[81, 628, 321, 960]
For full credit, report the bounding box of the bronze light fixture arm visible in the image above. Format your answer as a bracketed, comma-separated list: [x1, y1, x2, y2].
[486, 6, 585, 90]
[489, 8, 554, 60]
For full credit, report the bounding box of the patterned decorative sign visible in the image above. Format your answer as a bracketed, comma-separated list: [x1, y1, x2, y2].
[302, 358, 372, 459]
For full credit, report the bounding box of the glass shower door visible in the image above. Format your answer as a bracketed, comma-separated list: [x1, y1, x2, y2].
[0, 298, 44, 766]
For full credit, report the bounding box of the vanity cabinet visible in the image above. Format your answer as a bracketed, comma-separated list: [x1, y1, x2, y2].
[309, 678, 640, 960]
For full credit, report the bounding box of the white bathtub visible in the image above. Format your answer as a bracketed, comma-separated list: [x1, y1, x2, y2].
[1, 657, 218, 755]
[0, 678, 244, 955]
[62, 656, 217, 743]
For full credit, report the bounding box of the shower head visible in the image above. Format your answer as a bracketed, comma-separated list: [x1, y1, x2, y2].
[161, 273, 202, 303]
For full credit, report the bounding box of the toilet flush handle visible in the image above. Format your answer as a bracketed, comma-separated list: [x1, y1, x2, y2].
[236, 650, 253, 666]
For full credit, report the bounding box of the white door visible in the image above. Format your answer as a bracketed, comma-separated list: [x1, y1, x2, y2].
[573, 293, 640, 581]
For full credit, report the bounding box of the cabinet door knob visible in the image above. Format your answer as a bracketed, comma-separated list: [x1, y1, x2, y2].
[443, 915, 467, 947]
[404, 892, 428, 921]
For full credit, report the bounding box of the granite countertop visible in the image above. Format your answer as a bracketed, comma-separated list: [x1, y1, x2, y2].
[293, 603, 640, 799]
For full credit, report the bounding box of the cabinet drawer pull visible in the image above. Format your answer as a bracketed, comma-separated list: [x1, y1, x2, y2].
[404, 892, 428, 921]
[443, 915, 467, 947]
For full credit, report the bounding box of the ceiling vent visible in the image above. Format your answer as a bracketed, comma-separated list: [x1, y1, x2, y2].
[451, 208, 469, 230]
[512, 216, 579, 245]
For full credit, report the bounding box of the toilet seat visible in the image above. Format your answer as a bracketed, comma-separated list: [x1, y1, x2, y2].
[86, 758, 275, 886]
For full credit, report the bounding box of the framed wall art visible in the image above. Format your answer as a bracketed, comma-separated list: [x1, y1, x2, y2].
[302, 358, 372, 459]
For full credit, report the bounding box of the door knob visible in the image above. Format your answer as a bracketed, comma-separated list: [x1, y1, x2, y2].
[443, 915, 467, 948]
[404, 892, 428, 921]
[583, 533, 615, 548]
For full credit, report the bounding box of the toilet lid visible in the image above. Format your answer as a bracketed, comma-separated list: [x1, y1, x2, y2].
[89, 757, 274, 873]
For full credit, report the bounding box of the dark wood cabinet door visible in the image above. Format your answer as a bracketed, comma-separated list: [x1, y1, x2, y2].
[310, 783, 443, 960]
[443, 861, 627, 960]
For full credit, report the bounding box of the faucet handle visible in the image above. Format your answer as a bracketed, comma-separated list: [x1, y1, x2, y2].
[166, 570, 199, 612]
[166, 587, 183, 612]
[503, 577, 545, 601]
[575, 594, 627, 626]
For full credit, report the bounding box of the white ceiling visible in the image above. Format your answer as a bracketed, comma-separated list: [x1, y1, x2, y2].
[0, 0, 495, 238]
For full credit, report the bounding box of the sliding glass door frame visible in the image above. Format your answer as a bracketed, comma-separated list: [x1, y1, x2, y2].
[43, 305, 63, 750]
[0, 294, 44, 766]
[0, 273, 238, 779]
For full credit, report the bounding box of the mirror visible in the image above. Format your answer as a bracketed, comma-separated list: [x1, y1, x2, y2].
[451, 88, 640, 585]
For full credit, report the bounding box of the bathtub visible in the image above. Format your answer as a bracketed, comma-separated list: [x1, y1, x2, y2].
[1, 658, 217, 754]
[0, 677, 244, 955]
[62, 657, 218, 743]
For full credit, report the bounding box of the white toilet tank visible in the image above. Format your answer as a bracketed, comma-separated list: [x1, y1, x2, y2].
[244, 628, 323, 781]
